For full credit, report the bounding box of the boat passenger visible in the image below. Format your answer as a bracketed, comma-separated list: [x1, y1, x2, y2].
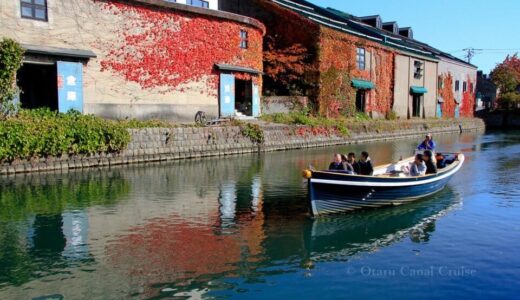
[329, 154, 350, 172]
[409, 154, 427, 176]
[417, 133, 436, 151]
[424, 150, 438, 174]
[435, 153, 447, 169]
[358, 151, 374, 176]
[347, 152, 360, 174]
[341, 154, 355, 173]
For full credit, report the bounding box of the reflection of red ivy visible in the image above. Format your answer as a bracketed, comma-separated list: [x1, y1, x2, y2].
[318, 27, 395, 117]
[439, 73, 455, 117]
[96, 1, 263, 96]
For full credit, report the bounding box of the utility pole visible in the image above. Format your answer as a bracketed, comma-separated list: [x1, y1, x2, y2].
[462, 48, 482, 64]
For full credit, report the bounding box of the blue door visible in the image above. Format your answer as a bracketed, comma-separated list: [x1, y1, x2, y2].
[455, 105, 460, 118]
[57, 61, 84, 113]
[219, 74, 235, 117]
[252, 83, 260, 117]
[437, 103, 442, 118]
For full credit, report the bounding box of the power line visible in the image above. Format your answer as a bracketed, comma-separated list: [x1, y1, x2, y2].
[450, 48, 520, 54]
[456, 48, 520, 63]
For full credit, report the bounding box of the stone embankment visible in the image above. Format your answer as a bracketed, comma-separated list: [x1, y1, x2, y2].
[0, 118, 485, 175]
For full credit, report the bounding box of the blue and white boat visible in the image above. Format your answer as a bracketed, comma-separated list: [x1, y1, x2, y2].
[304, 153, 464, 216]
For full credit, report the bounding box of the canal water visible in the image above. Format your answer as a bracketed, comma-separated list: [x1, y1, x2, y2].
[1, 131, 519, 299]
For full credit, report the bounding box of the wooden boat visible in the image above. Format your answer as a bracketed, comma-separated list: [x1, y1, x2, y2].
[303, 153, 464, 216]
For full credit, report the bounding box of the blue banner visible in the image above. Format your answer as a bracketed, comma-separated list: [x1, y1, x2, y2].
[57, 61, 84, 113]
[219, 74, 235, 117]
[252, 83, 260, 117]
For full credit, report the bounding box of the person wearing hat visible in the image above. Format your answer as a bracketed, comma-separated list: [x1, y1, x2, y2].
[417, 133, 436, 151]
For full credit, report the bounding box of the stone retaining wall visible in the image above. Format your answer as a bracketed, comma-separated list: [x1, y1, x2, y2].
[480, 111, 520, 128]
[0, 118, 485, 175]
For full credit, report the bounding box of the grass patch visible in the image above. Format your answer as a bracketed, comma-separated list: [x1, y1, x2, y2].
[260, 112, 350, 136]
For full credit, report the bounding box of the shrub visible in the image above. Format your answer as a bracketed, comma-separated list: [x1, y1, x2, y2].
[117, 118, 174, 129]
[0, 38, 24, 117]
[354, 112, 370, 121]
[385, 110, 398, 120]
[231, 120, 264, 144]
[0, 109, 131, 162]
[241, 123, 264, 144]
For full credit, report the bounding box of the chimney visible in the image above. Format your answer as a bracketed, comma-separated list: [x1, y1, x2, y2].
[359, 15, 382, 29]
[398, 27, 413, 39]
[382, 22, 399, 35]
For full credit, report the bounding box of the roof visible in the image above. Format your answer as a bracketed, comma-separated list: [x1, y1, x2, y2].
[22, 44, 97, 59]
[132, 0, 265, 34]
[271, 0, 476, 67]
[215, 64, 263, 75]
[271, 0, 438, 60]
[358, 15, 381, 20]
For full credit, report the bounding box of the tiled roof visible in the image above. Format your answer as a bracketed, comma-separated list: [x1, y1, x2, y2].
[271, 0, 476, 68]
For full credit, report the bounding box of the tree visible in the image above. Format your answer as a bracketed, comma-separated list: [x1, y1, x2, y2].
[0, 38, 24, 117]
[491, 53, 520, 109]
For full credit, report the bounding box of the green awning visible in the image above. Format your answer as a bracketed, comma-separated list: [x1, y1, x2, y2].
[352, 79, 375, 90]
[410, 86, 428, 94]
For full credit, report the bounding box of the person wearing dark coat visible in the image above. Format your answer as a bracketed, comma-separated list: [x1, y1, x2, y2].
[358, 151, 374, 176]
[341, 154, 355, 173]
[347, 152, 360, 174]
[436, 153, 447, 169]
[423, 150, 438, 175]
[329, 153, 349, 171]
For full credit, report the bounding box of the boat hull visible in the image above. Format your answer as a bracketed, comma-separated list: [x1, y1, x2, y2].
[308, 154, 464, 216]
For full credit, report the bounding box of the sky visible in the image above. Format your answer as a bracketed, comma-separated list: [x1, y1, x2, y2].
[308, 0, 520, 73]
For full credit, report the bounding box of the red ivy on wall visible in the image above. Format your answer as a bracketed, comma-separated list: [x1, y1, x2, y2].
[256, 0, 320, 96]
[439, 73, 475, 118]
[96, 1, 263, 96]
[439, 73, 455, 118]
[461, 75, 475, 117]
[318, 27, 395, 117]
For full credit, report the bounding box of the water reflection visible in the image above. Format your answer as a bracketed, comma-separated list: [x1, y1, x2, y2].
[106, 180, 461, 298]
[0, 170, 129, 287]
[3, 130, 517, 299]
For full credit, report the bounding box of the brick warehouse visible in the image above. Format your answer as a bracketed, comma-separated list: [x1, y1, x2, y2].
[1, 0, 265, 121]
[221, 0, 477, 119]
[2, 0, 477, 121]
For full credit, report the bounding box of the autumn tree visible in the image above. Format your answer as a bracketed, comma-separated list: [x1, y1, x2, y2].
[490, 54, 520, 109]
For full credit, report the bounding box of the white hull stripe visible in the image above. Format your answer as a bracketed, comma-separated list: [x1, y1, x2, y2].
[311, 156, 464, 187]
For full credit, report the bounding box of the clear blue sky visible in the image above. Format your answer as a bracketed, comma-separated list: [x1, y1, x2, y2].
[308, 0, 520, 73]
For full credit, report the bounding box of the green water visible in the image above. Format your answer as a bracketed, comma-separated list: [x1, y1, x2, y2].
[1, 131, 519, 299]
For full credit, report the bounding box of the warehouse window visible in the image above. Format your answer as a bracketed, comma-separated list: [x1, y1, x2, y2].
[356, 47, 366, 70]
[189, 0, 209, 8]
[463, 81, 467, 92]
[240, 30, 248, 49]
[414, 61, 424, 79]
[455, 80, 460, 92]
[20, 0, 47, 21]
